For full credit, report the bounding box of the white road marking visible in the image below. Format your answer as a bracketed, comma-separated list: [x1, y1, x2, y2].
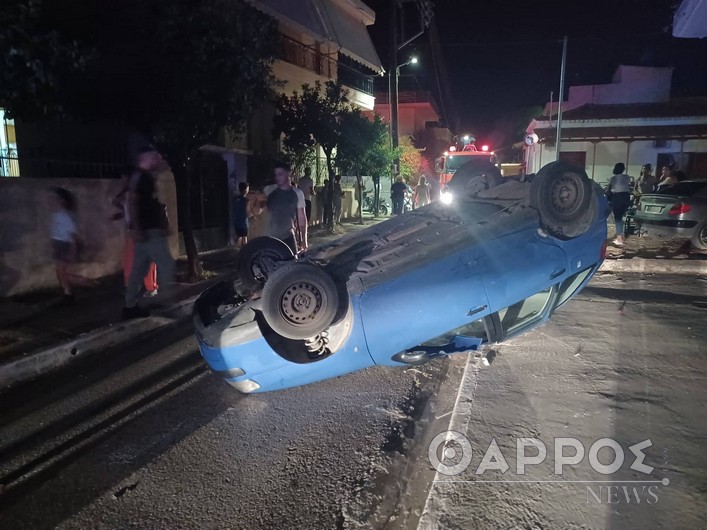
[418, 354, 481, 529]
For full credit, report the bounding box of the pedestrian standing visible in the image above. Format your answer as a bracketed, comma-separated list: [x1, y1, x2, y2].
[391, 176, 407, 215]
[232, 181, 251, 248]
[657, 165, 677, 191]
[428, 174, 441, 202]
[113, 170, 158, 297]
[606, 163, 631, 247]
[263, 162, 308, 253]
[322, 179, 334, 228]
[122, 146, 175, 320]
[318, 179, 329, 225]
[414, 175, 431, 208]
[635, 164, 657, 196]
[49, 187, 93, 304]
[332, 174, 344, 225]
[297, 167, 314, 223]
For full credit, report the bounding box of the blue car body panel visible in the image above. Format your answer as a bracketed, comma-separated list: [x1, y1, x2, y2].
[194, 179, 609, 393]
[196, 298, 376, 393]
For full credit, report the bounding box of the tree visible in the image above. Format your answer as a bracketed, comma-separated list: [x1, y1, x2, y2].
[274, 81, 351, 182]
[398, 136, 424, 184]
[275, 81, 356, 230]
[0, 0, 279, 280]
[337, 111, 393, 220]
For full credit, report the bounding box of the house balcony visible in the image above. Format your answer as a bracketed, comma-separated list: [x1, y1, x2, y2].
[280, 35, 336, 80]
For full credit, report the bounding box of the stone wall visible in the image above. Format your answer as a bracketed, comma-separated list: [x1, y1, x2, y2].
[0, 173, 179, 297]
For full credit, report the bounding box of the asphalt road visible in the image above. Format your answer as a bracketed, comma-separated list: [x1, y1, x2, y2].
[1, 272, 705, 529]
[418, 272, 707, 530]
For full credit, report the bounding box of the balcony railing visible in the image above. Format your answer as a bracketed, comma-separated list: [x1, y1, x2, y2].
[279, 35, 374, 96]
[280, 35, 336, 80]
[338, 61, 374, 95]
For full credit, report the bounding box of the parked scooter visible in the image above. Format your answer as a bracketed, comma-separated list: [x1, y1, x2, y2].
[362, 192, 390, 216]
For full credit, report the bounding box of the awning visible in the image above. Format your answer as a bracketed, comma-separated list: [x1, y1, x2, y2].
[319, 1, 384, 73]
[249, 0, 383, 74]
[534, 124, 707, 142]
[247, 0, 328, 41]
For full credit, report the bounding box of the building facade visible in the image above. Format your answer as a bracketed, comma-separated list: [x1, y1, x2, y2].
[216, 0, 384, 185]
[525, 66, 707, 185]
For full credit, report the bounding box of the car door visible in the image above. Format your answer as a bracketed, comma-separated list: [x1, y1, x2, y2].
[478, 224, 569, 314]
[359, 245, 491, 366]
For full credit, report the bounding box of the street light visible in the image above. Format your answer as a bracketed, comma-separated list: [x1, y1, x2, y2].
[389, 55, 419, 173]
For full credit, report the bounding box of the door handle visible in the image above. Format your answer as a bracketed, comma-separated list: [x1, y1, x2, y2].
[550, 268, 566, 280]
[467, 305, 488, 317]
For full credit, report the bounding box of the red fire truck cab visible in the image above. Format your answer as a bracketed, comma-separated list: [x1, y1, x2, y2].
[435, 144, 499, 186]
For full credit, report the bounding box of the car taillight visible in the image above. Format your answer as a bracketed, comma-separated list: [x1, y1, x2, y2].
[600, 240, 607, 260]
[668, 203, 692, 215]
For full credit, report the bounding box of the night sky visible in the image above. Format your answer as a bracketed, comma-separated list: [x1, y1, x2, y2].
[366, 0, 707, 148]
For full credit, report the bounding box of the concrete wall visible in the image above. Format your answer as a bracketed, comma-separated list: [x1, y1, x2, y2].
[0, 178, 123, 297]
[528, 139, 707, 186]
[0, 174, 179, 297]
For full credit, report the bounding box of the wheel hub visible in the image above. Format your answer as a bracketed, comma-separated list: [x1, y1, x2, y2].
[551, 173, 582, 216]
[281, 282, 322, 323]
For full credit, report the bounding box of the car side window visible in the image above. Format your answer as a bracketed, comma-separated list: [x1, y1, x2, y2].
[555, 267, 593, 309]
[498, 287, 554, 335]
[419, 318, 488, 347]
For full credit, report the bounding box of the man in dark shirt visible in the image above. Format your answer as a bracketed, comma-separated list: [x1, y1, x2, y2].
[264, 162, 308, 253]
[123, 146, 175, 320]
[391, 176, 407, 215]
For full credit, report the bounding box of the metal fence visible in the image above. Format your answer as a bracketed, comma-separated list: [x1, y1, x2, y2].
[0, 153, 124, 179]
[281, 35, 336, 80]
[0, 149, 20, 177]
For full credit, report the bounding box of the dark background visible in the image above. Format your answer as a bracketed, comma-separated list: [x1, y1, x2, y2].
[366, 0, 707, 148]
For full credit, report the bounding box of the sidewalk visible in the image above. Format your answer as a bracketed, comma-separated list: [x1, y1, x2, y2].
[0, 218, 382, 389]
[599, 235, 707, 275]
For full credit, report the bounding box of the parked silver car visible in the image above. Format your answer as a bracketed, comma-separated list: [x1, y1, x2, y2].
[635, 180, 707, 249]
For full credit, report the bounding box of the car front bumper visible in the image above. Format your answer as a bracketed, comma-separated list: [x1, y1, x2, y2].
[193, 281, 375, 393]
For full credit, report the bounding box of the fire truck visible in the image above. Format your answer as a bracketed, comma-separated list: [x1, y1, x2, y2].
[434, 144, 499, 186]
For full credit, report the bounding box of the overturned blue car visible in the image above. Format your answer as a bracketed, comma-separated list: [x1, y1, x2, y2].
[194, 160, 608, 393]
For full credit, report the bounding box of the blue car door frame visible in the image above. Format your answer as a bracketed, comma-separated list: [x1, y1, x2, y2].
[359, 246, 491, 366]
[478, 227, 568, 313]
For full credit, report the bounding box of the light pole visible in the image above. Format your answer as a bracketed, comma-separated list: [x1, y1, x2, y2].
[389, 56, 418, 175]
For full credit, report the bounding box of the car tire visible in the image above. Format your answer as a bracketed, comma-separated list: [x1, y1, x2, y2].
[261, 262, 340, 340]
[530, 161, 596, 240]
[448, 159, 503, 197]
[691, 222, 707, 251]
[237, 236, 295, 290]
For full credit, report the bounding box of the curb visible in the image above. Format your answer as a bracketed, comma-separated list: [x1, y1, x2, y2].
[599, 258, 707, 275]
[0, 295, 198, 390]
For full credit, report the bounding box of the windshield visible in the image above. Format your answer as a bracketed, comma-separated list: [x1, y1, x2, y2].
[446, 154, 497, 171]
[659, 181, 707, 196]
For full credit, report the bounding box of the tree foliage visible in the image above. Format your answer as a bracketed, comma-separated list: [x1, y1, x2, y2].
[337, 111, 392, 177]
[398, 136, 425, 184]
[274, 81, 353, 180]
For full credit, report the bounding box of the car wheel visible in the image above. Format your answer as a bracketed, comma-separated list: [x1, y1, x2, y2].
[261, 262, 340, 340]
[530, 161, 595, 240]
[237, 236, 295, 290]
[448, 159, 503, 197]
[691, 222, 707, 251]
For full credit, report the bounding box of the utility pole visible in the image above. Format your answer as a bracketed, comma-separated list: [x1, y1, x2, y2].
[555, 36, 568, 161]
[389, 0, 399, 177]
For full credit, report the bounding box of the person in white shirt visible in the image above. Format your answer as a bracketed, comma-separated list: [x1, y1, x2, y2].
[49, 187, 93, 304]
[606, 163, 632, 247]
